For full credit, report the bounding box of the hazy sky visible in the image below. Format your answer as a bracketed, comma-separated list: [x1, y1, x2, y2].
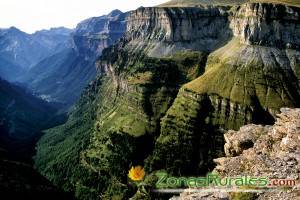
[0, 0, 167, 33]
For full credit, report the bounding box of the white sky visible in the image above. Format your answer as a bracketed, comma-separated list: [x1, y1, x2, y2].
[0, 0, 167, 33]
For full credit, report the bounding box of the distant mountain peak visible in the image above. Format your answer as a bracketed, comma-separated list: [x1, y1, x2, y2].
[8, 26, 19, 31]
[33, 27, 73, 36]
[2, 26, 25, 35]
[74, 9, 126, 35]
[107, 9, 123, 17]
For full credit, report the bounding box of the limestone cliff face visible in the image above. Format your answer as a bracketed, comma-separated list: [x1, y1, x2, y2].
[125, 4, 300, 54]
[73, 9, 127, 60]
[126, 6, 231, 57]
[231, 3, 300, 48]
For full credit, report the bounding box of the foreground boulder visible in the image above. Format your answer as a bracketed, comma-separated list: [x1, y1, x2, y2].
[174, 108, 300, 200]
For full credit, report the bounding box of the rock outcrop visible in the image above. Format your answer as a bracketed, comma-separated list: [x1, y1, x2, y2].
[126, 6, 231, 57]
[215, 108, 300, 181]
[172, 108, 300, 200]
[231, 3, 300, 48]
[223, 124, 269, 156]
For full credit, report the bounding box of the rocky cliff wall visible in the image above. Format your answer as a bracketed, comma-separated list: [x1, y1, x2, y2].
[125, 6, 232, 57]
[73, 10, 127, 60]
[231, 3, 300, 48]
[125, 3, 300, 55]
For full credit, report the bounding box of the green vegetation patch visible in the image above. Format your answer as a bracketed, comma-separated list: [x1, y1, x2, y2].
[35, 48, 209, 199]
[185, 39, 299, 111]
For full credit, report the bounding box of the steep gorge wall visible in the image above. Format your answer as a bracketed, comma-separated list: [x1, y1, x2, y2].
[231, 3, 300, 48]
[125, 6, 232, 57]
[73, 10, 127, 60]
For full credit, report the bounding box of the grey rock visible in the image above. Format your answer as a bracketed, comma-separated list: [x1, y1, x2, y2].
[126, 6, 232, 57]
[231, 3, 300, 49]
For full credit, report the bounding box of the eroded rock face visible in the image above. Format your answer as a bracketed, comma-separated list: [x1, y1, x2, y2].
[224, 124, 270, 157]
[231, 3, 300, 49]
[126, 6, 232, 57]
[214, 108, 300, 199]
[216, 108, 300, 177]
[173, 108, 300, 200]
[73, 9, 127, 60]
[126, 3, 300, 57]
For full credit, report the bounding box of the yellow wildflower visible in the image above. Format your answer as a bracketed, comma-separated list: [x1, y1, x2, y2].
[128, 166, 145, 181]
